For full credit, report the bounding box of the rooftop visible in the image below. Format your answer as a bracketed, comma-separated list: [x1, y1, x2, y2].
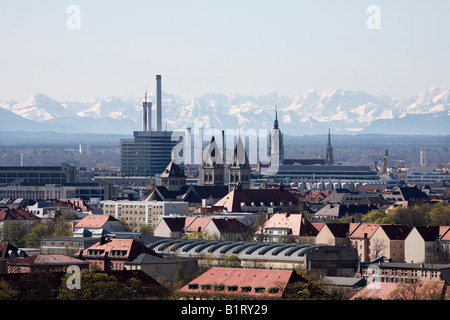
[74, 214, 119, 229]
[179, 267, 305, 298]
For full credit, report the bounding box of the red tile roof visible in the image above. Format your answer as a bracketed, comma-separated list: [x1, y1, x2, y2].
[351, 280, 449, 300]
[78, 238, 160, 260]
[255, 213, 319, 236]
[214, 188, 298, 212]
[0, 208, 39, 221]
[351, 282, 399, 300]
[7, 254, 89, 266]
[350, 223, 380, 239]
[184, 217, 211, 233]
[440, 226, 450, 241]
[179, 267, 305, 298]
[74, 214, 118, 229]
[311, 222, 325, 232]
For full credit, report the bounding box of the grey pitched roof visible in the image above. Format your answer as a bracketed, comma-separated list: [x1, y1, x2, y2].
[160, 161, 186, 178]
[398, 186, 430, 201]
[125, 253, 175, 265]
[323, 276, 366, 287]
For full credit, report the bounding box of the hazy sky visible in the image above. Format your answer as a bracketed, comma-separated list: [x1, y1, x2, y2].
[1, 0, 450, 102]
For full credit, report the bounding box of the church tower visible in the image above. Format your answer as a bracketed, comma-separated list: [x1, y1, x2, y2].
[201, 135, 225, 186]
[228, 136, 251, 191]
[160, 160, 186, 191]
[325, 128, 334, 165]
[269, 105, 284, 165]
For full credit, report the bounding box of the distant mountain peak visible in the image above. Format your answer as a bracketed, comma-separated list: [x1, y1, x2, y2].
[0, 88, 448, 135]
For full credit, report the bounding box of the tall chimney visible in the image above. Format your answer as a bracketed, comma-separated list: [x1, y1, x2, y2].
[142, 101, 147, 131]
[156, 75, 162, 131]
[146, 102, 152, 131]
[142, 90, 152, 131]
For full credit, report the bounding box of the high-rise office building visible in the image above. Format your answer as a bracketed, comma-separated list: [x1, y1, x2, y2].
[120, 75, 184, 177]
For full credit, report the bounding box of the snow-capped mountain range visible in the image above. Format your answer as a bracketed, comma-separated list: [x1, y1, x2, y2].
[0, 87, 449, 135]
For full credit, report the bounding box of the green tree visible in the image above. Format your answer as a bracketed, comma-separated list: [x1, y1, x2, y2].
[15, 272, 59, 300]
[118, 218, 132, 232]
[173, 264, 188, 286]
[0, 280, 16, 300]
[278, 234, 296, 243]
[220, 255, 241, 268]
[0, 221, 31, 247]
[139, 224, 153, 236]
[52, 216, 73, 237]
[182, 230, 216, 240]
[362, 209, 395, 224]
[388, 280, 445, 300]
[24, 223, 50, 248]
[391, 204, 431, 228]
[337, 213, 363, 223]
[58, 270, 124, 300]
[428, 201, 450, 226]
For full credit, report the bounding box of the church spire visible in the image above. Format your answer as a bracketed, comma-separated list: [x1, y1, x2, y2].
[274, 105, 279, 129]
[326, 128, 334, 165]
[327, 128, 332, 148]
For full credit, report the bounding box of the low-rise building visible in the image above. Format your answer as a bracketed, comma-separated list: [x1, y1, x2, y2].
[178, 267, 307, 299]
[0, 208, 40, 228]
[0, 181, 117, 202]
[26, 201, 56, 218]
[124, 253, 178, 282]
[370, 224, 411, 262]
[351, 280, 450, 300]
[382, 186, 430, 202]
[360, 261, 450, 283]
[315, 223, 360, 246]
[313, 203, 381, 220]
[103, 200, 188, 231]
[406, 166, 448, 184]
[349, 223, 380, 262]
[149, 239, 359, 276]
[254, 213, 319, 242]
[154, 216, 190, 238]
[213, 186, 303, 213]
[7, 254, 89, 273]
[405, 226, 450, 263]
[0, 242, 28, 273]
[75, 238, 162, 271]
[40, 236, 100, 255]
[74, 214, 125, 235]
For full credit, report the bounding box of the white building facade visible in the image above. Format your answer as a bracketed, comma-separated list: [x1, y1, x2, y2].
[102, 200, 188, 231]
[406, 166, 448, 184]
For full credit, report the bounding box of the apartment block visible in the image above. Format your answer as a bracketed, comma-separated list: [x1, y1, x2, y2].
[102, 200, 188, 231]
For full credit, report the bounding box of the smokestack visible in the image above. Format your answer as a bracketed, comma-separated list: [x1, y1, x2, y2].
[142, 90, 152, 131]
[156, 75, 162, 131]
[142, 103, 147, 131]
[146, 102, 152, 131]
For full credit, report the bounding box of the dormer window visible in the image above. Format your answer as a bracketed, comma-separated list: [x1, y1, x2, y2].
[188, 283, 199, 290]
[268, 287, 279, 294]
[227, 285, 238, 292]
[254, 287, 265, 293]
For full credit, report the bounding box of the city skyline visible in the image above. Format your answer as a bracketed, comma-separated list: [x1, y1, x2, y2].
[1, 1, 450, 102]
